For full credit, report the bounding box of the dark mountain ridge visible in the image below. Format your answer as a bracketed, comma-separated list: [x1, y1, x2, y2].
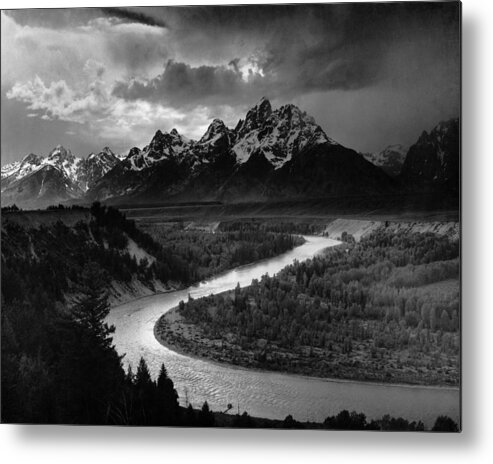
[87, 98, 399, 205]
[399, 118, 459, 197]
[1, 99, 459, 210]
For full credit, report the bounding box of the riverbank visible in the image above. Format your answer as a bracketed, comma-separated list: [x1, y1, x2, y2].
[109, 233, 458, 425]
[154, 296, 459, 388]
[107, 277, 180, 306]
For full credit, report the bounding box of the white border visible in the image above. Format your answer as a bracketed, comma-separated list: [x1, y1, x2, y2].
[1, 0, 492, 462]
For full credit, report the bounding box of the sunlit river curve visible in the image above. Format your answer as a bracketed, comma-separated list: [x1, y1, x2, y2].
[107, 235, 460, 426]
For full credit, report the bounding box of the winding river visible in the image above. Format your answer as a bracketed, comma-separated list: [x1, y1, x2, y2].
[107, 236, 460, 426]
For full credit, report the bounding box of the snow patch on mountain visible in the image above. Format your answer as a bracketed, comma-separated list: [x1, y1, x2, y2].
[1, 145, 121, 194]
[231, 99, 337, 169]
[363, 144, 408, 177]
[125, 129, 194, 171]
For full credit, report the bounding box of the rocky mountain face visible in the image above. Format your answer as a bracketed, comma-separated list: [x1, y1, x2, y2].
[1, 145, 119, 208]
[88, 98, 396, 204]
[1, 99, 459, 209]
[83, 147, 121, 190]
[399, 118, 459, 195]
[363, 144, 408, 177]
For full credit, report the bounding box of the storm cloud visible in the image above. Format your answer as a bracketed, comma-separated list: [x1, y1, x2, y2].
[2, 3, 460, 163]
[113, 59, 269, 106]
[113, 2, 459, 105]
[100, 7, 167, 28]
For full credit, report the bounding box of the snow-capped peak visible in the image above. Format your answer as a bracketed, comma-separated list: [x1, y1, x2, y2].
[42, 145, 84, 184]
[1, 161, 20, 178]
[362, 144, 408, 177]
[87, 147, 117, 164]
[232, 100, 338, 168]
[124, 128, 194, 171]
[1, 144, 122, 193]
[382, 144, 407, 155]
[1, 153, 44, 183]
[199, 119, 230, 145]
[47, 145, 74, 162]
[21, 153, 44, 166]
[235, 97, 273, 139]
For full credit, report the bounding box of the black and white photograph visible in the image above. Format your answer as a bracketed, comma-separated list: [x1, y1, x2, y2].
[1, 1, 462, 434]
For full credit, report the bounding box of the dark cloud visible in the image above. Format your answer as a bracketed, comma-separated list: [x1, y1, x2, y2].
[4, 7, 167, 30]
[228, 58, 241, 75]
[257, 2, 459, 94]
[2, 3, 460, 160]
[100, 7, 167, 28]
[113, 2, 459, 106]
[113, 59, 268, 106]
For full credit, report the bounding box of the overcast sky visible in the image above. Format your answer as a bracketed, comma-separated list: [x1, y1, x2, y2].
[1, 3, 460, 164]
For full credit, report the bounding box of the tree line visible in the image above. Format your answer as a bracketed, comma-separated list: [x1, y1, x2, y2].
[177, 229, 460, 384]
[142, 222, 304, 282]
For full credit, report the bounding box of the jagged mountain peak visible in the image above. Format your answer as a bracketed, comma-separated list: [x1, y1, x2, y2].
[4, 100, 459, 209]
[21, 153, 43, 166]
[127, 147, 141, 158]
[150, 128, 187, 145]
[210, 118, 226, 128]
[87, 147, 118, 164]
[252, 96, 271, 114]
[232, 99, 336, 167]
[363, 144, 408, 177]
[48, 144, 73, 161]
[383, 144, 407, 153]
[236, 97, 273, 139]
[400, 117, 459, 191]
[1, 142, 125, 206]
[435, 118, 459, 133]
[256, 96, 272, 112]
[278, 102, 305, 117]
[101, 146, 115, 155]
[1, 153, 43, 181]
[199, 119, 229, 144]
[416, 118, 458, 146]
[123, 127, 192, 171]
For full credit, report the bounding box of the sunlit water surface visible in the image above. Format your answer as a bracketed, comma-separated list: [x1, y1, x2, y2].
[107, 236, 459, 426]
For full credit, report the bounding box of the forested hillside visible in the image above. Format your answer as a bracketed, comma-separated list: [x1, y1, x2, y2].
[0, 204, 302, 424]
[142, 222, 304, 282]
[159, 229, 460, 385]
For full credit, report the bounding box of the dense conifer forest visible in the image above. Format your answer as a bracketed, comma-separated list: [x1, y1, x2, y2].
[159, 229, 460, 385]
[142, 221, 304, 282]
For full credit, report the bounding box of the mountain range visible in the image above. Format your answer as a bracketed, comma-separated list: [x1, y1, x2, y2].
[399, 118, 460, 195]
[362, 145, 408, 177]
[1, 98, 459, 209]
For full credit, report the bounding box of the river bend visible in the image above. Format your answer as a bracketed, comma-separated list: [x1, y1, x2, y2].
[107, 236, 459, 426]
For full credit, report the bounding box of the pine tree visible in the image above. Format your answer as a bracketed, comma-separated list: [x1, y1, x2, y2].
[198, 401, 215, 427]
[432, 415, 459, 432]
[156, 363, 180, 425]
[135, 357, 152, 389]
[185, 404, 196, 426]
[133, 357, 157, 425]
[55, 261, 124, 424]
[72, 262, 113, 347]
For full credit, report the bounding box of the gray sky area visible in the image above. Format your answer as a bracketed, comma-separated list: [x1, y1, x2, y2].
[1, 3, 460, 164]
